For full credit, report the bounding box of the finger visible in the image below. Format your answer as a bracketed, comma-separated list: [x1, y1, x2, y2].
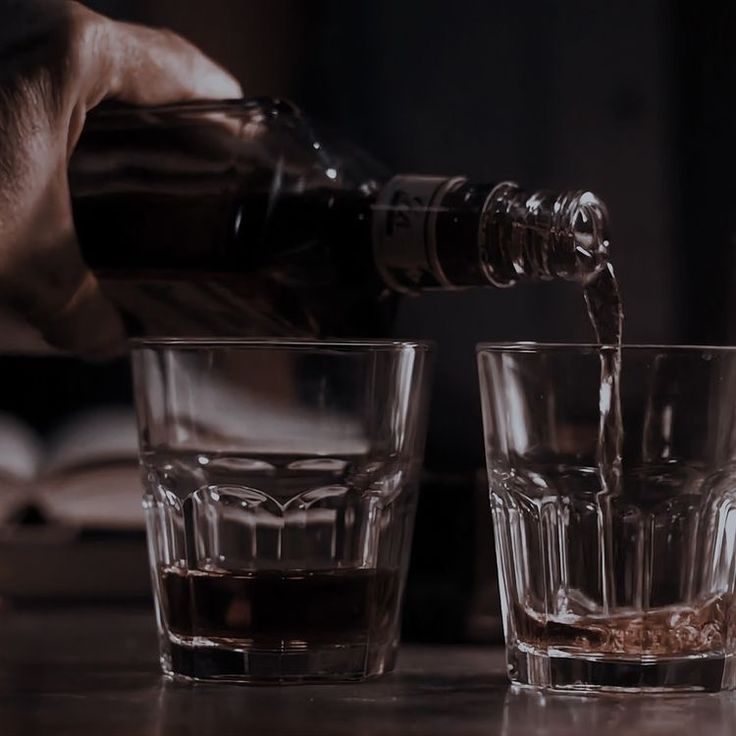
[70, 4, 242, 109]
[0, 310, 52, 355]
[106, 21, 243, 104]
[50, 5, 241, 356]
[6, 155, 128, 359]
[39, 266, 128, 359]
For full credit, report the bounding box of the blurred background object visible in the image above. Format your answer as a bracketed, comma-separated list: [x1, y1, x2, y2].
[1, 0, 734, 641]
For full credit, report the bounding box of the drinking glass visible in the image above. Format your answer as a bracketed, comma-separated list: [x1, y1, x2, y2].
[132, 338, 432, 683]
[477, 344, 736, 693]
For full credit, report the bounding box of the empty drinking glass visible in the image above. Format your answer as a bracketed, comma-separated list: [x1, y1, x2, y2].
[133, 338, 432, 683]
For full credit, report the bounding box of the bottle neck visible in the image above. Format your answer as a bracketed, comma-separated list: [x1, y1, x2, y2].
[372, 175, 610, 293]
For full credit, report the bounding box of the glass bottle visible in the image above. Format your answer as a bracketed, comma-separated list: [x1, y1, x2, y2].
[69, 98, 610, 337]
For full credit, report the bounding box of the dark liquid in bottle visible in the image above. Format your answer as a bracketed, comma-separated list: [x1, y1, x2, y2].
[160, 566, 401, 648]
[74, 188, 391, 337]
[70, 102, 393, 338]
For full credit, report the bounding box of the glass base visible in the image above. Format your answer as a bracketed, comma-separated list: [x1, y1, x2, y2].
[508, 643, 736, 693]
[162, 638, 398, 683]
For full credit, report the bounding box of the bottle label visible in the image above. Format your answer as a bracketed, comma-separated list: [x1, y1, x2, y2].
[373, 175, 466, 293]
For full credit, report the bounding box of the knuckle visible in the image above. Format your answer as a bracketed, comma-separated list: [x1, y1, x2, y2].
[157, 26, 181, 42]
[62, 2, 116, 100]
[156, 26, 193, 53]
[64, 2, 104, 66]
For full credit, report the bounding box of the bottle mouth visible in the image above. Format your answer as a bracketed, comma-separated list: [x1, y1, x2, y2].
[568, 191, 610, 278]
[481, 185, 612, 286]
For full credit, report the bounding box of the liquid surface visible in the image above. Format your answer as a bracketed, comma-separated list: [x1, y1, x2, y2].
[160, 566, 401, 649]
[516, 593, 735, 657]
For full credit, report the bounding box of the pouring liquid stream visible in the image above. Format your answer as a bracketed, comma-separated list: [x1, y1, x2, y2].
[583, 263, 624, 613]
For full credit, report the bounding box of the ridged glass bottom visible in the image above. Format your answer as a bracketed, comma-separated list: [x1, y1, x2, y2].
[507, 643, 736, 693]
[163, 638, 397, 683]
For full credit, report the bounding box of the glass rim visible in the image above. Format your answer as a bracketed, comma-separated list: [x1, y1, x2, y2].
[130, 336, 433, 353]
[476, 341, 736, 354]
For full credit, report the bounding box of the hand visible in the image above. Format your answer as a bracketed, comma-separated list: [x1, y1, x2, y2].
[0, 0, 241, 356]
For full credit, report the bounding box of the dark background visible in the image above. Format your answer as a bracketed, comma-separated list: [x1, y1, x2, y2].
[8, 0, 736, 444]
[1, 0, 735, 638]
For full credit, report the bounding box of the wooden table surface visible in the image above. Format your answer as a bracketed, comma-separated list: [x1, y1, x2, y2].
[1, 608, 735, 735]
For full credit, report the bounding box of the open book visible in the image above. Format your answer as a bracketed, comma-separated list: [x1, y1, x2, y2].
[0, 407, 144, 531]
[0, 397, 368, 601]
